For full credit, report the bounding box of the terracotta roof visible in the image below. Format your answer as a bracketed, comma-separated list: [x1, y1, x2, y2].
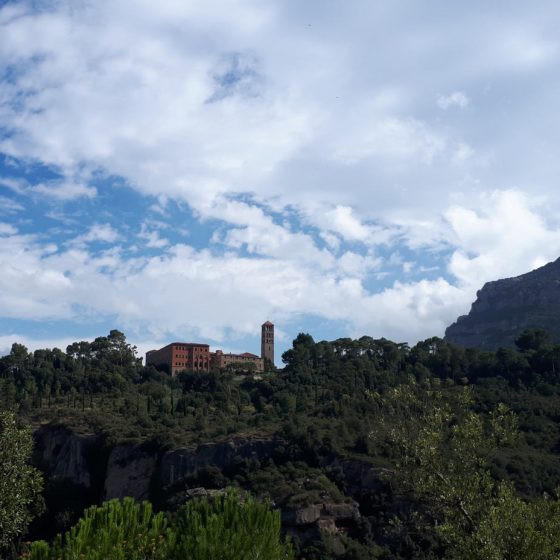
[240, 352, 259, 358]
[262, 321, 274, 326]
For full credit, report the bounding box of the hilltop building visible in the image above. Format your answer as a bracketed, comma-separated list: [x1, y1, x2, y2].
[211, 350, 264, 372]
[146, 321, 274, 376]
[145, 342, 210, 376]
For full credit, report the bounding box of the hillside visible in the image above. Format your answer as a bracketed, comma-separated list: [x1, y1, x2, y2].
[445, 257, 560, 350]
[5, 330, 560, 558]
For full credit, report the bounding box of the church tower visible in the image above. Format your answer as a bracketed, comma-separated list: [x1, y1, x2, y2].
[261, 321, 274, 367]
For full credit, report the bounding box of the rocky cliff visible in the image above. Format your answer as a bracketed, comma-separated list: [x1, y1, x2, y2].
[445, 257, 560, 350]
[32, 426, 383, 552]
[34, 426, 97, 488]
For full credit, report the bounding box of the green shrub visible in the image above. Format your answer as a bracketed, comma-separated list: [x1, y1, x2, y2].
[26, 498, 170, 560]
[25, 490, 292, 560]
[170, 489, 293, 560]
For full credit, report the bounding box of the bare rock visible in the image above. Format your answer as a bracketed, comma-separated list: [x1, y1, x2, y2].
[282, 501, 360, 527]
[34, 426, 94, 487]
[104, 445, 157, 500]
[160, 437, 283, 487]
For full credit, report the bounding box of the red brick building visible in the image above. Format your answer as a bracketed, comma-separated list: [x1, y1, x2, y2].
[211, 350, 264, 373]
[145, 342, 210, 376]
[146, 321, 274, 377]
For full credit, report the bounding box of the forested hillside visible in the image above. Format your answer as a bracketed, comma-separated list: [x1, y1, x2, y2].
[3, 328, 560, 558]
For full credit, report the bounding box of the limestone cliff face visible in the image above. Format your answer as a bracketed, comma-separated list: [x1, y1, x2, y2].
[445, 257, 560, 350]
[104, 445, 158, 500]
[160, 437, 283, 488]
[33, 429, 286, 500]
[34, 426, 95, 487]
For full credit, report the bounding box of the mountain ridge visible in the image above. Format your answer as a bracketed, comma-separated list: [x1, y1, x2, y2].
[444, 257, 560, 350]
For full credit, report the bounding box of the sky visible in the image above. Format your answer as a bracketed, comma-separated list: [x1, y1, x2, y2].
[2, 0, 560, 363]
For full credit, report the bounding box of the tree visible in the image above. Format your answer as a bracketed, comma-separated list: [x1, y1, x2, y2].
[515, 328, 551, 352]
[170, 489, 293, 560]
[26, 491, 292, 560]
[281, 333, 316, 369]
[26, 498, 170, 560]
[2, 343, 31, 376]
[378, 382, 560, 559]
[0, 411, 43, 553]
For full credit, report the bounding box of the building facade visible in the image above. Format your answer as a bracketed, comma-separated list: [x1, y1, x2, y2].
[261, 321, 274, 366]
[146, 321, 274, 377]
[211, 350, 264, 372]
[146, 342, 210, 376]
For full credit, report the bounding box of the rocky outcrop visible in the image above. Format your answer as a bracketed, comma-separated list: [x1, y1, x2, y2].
[33, 426, 95, 487]
[325, 458, 390, 498]
[160, 437, 284, 487]
[283, 501, 360, 554]
[104, 445, 158, 500]
[282, 501, 360, 527]
[445, 257, 560, 350]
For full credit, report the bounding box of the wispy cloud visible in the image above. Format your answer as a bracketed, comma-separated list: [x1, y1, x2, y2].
[74, 223, 120, 245]
[0, 194, 24, 213]
[30, 181, 97, 200]
[437, 91, 469, 110]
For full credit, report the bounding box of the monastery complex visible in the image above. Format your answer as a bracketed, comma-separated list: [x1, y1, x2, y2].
[146, 321, 275, 376]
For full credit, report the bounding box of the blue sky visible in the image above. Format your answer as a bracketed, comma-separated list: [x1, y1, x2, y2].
[2, 0, 560, 363]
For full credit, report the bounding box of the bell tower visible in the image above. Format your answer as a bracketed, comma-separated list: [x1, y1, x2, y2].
[261, 321, 274, 367]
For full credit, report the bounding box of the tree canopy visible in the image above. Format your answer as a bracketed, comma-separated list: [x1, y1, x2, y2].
[25, 491, 292, 560]
[0, 411, 43, 553]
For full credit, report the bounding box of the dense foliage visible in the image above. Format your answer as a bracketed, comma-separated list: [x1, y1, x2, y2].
[379, 384, 560, 559]
[0, 411, 43, 555]
[26, 498, 169, 560]
[25, 491, 291, 560]
[3, 327, 560, 557]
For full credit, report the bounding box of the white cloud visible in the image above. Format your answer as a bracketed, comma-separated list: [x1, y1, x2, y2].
[337, 251, 382, 277]
[495, 30, 558, 69]
[0, 334, 78, 356]
[0, 222, 17, 235]
[30, 181, 97, 200]
[331, 116, 447, 165]
[0, 177, 26, 194]
[0, 195, 24, 213]
[323, 205, 371, 242]
[207, 198, 335, 267]
[451, 142, 474, 165]
[138, 223, 169, 249]
[437, 91, 469, 110]
[74, 223, 121, 245]
[446, 190, 560, 290]
[349, 278, 470, 343]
